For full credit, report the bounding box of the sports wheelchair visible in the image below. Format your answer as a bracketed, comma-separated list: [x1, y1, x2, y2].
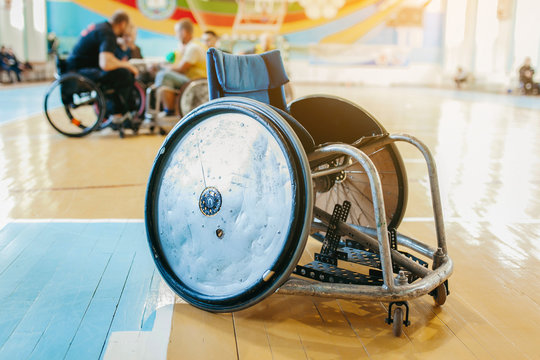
[44, 58, 146, 138]
[144, 78, 209, 135]
[145, 49, 453, 336]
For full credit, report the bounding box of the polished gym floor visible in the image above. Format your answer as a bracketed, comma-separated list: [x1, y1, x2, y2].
[0, 82, 539, 359]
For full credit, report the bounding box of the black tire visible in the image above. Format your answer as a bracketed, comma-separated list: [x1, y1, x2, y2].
[44, 73, 105, 137]
[145, 97, 312, 312]
[289, 95, 408, 230]
[131, 81, 146, 119]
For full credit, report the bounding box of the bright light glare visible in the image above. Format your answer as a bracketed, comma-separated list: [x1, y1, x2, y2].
[474, 0, 498, 73]
[9, 0, 24, 30]
[444, 0, 467, 47]
[33, 0, 46, 33]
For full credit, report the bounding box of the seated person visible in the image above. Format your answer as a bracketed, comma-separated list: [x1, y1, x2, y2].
[154, 18, 206, 115]
[116, 25, 154, 86]
[519, 57, 538, 95]
[116, 24, 142, 60]
[66, 10, 139, 122]
[454, 67, 468, 89]
[202, 30, 219, 50]
[255, 32, 276, 54]
[1, 46, 25, 82]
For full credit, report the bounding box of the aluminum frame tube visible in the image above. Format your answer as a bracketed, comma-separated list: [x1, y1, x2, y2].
[277, 254, 452, 302]
[388, 134, 447, 255]
[308, 144, 396, 290]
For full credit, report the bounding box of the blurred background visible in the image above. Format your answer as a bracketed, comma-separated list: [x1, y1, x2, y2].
[0, 0, 538, 92]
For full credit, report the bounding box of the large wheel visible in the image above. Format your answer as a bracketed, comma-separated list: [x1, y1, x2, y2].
[131, 81, 146, 119]
[44, 73, 105, 137]
[178, 78, 209, 117]
[145, 97, 312, 312]
[98, 81, 146, 130]
[289, 95, 408, 230]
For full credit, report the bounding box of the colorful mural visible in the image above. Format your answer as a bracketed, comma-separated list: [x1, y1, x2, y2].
[47, 0, 444, 62]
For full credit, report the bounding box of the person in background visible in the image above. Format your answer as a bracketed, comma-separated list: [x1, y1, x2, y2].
[454, 66, 468, 89]
[47, 32, 60, 58]
[154, 18, 206, 115]
[116, 24, 142, 60]
[202, 30, 219, 49]
[67, 10, 139, 122]
[254, 32, 276, 54]
[1, 46, 28, 82]
[0, 46, 12, 82]
[519, 57, 538, 95]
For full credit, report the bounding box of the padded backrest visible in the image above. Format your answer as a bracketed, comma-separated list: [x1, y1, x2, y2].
[207, 48, 289, 111]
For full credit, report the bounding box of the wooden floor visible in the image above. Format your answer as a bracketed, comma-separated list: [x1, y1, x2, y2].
[1, 84, 539, 359]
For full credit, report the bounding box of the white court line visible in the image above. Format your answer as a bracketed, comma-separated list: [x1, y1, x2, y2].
[7, 218, 145, 223]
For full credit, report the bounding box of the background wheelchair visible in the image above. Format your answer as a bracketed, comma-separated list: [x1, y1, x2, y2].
[44, 58, 146, 138]
[144, 78, 209, 135]
[145, 49, 453, 336]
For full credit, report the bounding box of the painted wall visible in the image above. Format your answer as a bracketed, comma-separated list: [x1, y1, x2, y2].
[46, 0, 445, 65]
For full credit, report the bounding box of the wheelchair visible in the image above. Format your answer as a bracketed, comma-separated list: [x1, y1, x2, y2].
[145, 49, 453, 336]
[144, 78, 209, 135]
[44, 58, 146, 138]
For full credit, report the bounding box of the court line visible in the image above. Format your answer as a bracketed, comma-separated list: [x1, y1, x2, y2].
[9, 183, 146, 193]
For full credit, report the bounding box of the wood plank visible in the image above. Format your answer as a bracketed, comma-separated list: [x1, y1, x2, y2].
[167, 303, 237, 360]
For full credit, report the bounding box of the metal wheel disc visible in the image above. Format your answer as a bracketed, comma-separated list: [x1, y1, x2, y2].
[146, 98, 312, 312]
[178, 78, 209, 116]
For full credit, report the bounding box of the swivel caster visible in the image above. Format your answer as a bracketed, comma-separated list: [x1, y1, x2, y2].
[159, 128, 167, 136]
[432, 282, 448, 306]
[385, 301, 410, 337]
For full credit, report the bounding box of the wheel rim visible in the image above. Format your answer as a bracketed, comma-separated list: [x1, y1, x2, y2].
[146, 98, 312, 311]
[179, 79, 209, 117]
[44, 74, 104, 137]
[132, 81, 146, 118]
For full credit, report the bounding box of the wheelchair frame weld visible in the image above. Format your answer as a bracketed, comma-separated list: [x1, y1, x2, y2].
[278, 134, 453, 302]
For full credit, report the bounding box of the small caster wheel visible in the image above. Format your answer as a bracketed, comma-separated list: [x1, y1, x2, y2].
[159, 128, 167, 136]
[434, 283, 447, 306]
[392, 307, 404, 337]
[119, 129, 125, 138]
[149, 126, 155, 133]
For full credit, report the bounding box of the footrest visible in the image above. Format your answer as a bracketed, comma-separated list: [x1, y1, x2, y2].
[293, 261, 383, 285]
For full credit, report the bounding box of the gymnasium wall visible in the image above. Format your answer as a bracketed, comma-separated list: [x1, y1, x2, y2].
[45, 0, 445, 67]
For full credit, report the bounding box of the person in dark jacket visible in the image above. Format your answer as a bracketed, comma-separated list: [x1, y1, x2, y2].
[67, 10, 139, 120]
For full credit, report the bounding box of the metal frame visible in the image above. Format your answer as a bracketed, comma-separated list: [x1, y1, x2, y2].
[278, 133, 453, 302]
[145, 85, 182, 129]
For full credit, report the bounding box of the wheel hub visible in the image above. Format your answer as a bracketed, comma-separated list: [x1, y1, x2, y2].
[199, 187, 222, 216]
